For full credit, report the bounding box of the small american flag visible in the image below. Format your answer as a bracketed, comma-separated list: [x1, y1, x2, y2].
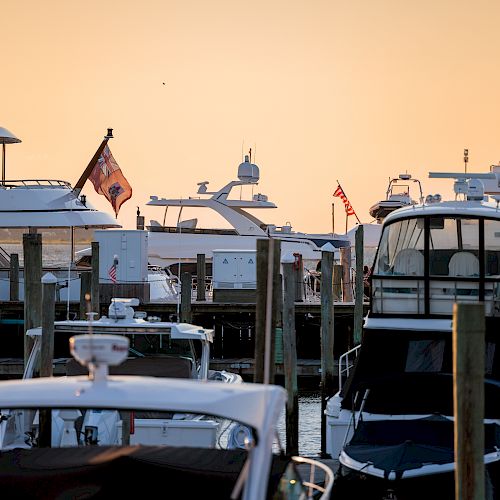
[108, 263, 117, 284]
[333, 184, 356, 217]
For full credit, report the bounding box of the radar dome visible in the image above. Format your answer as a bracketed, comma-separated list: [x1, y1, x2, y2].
[238, 155, 260, 183]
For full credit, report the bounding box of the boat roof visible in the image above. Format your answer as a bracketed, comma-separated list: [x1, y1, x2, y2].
[0, 180, 120, 228]
[27, 319, 214, 342]
[0, 376, 285, 434]
[383, 199, 500, 225]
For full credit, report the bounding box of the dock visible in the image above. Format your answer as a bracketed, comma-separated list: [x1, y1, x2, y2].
[0, 299, 366, 381]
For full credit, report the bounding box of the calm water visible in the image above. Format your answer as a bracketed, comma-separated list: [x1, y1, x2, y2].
[277, 391, 322, 457]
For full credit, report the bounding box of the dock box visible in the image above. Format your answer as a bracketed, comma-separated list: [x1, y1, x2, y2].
[212, 249, 256, 303]
[94, 230, 150, 303]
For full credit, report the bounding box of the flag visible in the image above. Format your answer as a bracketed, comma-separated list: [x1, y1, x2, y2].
[108, 263, 117, 284]
[89, 145, 132, 217]
[333, 184, 356, 216]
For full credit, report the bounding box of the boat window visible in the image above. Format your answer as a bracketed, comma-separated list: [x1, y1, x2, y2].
[405, 339, 445, 372]
[374, 218, 424, 275]
[484, 219, 500, 276]
[126, 335, 195, 360]
[429, 217, 479, 276]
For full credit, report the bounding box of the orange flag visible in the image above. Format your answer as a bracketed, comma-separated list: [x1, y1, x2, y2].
[89, 145, 132, 217]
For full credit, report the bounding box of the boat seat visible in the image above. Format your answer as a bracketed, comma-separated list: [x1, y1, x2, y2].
[448, 251, 479, 277]
[392, 248, 424, 276]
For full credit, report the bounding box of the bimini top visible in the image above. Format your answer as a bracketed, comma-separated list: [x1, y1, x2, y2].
[0, 179, 120, 228]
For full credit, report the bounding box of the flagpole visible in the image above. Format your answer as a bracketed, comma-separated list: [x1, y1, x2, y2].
[331, 203, 335, 235]
[72, 128, 114, 196]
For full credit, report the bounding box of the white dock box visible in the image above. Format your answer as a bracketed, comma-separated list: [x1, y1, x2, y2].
[212, 249, 256, 289]
[94, 230, 149, 284]
[212, 250, 256, 303]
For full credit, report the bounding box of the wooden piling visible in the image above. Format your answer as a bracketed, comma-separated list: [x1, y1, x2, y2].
[320, 245, 335, 458]
[254, 238, 281, 384]
[294, 253, 304, 302]
[282, 257, 299, 456]
[340, 246, 353, 302]
[40, 273, 57, 378]
[353, 225, 364, 344]
[91, 241, 100, 319]
[196, 254, 206, 301]
[181, 271, 192, 323]
[333, 264, 342, 302]
[9, 253, 19, 301]
[453, 302, 485, 500]
[23, 233, 42, 367]
[38, 272, 57, 448]
[79, 271, 92, 320]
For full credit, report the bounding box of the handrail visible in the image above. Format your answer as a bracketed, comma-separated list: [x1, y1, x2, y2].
[0, 179, 72, 188]
[291, 456, 334, 500]
[338, 344, 361, 391]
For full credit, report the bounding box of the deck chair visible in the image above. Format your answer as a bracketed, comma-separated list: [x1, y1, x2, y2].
[393, 248, 424, 276]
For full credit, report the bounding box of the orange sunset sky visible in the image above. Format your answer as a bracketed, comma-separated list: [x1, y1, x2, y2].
[2, 0, 500, 234]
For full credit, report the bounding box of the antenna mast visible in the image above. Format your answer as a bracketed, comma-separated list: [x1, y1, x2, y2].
[464, 148, 469, 173]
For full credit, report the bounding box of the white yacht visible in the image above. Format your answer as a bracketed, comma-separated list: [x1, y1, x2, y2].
[145, 155, 350, 269]
[368, 173, 424, 224]
[326, 169, 500, 499]
[5, 297, 245, 450]
[0, 333, 334, 499]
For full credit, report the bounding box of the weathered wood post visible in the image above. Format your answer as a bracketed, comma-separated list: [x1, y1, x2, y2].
[254, 238, 281, 384]
[340, 246, 353, 302]
[282, 252, 299, 456]
[180, 271, 192, 323]
[333, 264, 342, 302]
[23, 233, 42, 367]
[294, 253, 304, 302]
[453, 302, 485, 500]
[354, 225, 364, 344]
[9, 253, 19, 301]
[38, 272, 57, 448]
[79, 271, 92, 319]
[196, 253, 206, 301]
[91, 241, 100, 319]
[320, 243, 335, 457]
[40, 272, 57, 377]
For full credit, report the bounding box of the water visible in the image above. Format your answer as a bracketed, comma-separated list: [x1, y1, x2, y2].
[277, 390, 322, 457]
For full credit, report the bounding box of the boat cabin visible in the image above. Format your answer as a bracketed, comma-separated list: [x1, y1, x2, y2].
[371, 205, 500, 317]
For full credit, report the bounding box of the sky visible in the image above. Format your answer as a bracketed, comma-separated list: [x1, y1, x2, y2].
[2, 0, 500, 234]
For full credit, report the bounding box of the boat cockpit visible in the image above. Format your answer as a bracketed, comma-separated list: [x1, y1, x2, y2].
[371, 210, 500, 317]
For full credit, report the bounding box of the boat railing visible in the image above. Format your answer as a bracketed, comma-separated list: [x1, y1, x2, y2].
[338, 344, 361, 391]
[291, 456, 334, 500]
[0, 179, 73, 188]
[191, 275, 213, 301]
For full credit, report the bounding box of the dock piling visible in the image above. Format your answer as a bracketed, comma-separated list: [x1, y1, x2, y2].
[282, 255, 298, 455]
[9, 253, 19, 301]
[353, 224, 364, 344]
[23, 233, 42, 367]
[196, 254, 206, 302]
[91, 242, 100, 319]
[320, 244, 335, 458]
[453, 302, 485, 500]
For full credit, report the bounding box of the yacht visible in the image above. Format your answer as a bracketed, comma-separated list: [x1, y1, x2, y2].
[0, 333, 334, 499]
[2, 297, 245, 450]
[145, 154, 350, 270]
[326, 169, 500, 499]
[368, 173, 424, 224]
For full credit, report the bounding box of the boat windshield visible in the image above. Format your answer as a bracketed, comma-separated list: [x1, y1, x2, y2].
[126, 334, 196, 360]
[372, 215, 500, 316]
